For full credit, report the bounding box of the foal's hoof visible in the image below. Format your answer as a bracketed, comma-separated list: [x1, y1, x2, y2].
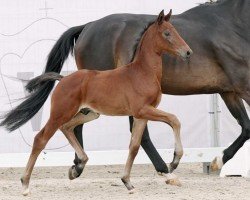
[22, 188, 30, 196]
[128, 188, 136, 194]
[165, 173, 181, 187]
[68, 165, 80, 180]
[210, 156, 223, 172]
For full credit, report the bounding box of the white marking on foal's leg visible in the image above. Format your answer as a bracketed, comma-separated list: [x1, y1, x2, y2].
[128, 188, 136, 194]
[169, 114, 183, 172]
[21, 175, 31, 196]
[210, 155, 223, 171]
[163, 173, 181, 187]
[22, 188, 30, 196]
[169, 150, 183, 173]
[21, 179, 30, 196]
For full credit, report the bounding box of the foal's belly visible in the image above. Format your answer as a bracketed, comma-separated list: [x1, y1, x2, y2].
[84, 91, 132, 116]
[82, 78, 132, 116]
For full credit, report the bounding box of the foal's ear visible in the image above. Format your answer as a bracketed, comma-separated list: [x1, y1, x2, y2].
[164, 9, 172, 21]
[156, 10, 165, 25]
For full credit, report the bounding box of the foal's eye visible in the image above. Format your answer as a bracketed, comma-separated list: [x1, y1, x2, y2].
[164, 31, 170, 37]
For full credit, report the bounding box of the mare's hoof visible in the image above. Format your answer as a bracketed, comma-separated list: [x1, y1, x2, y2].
[68, 165, 79, 180]
[210, 156, 223, 172]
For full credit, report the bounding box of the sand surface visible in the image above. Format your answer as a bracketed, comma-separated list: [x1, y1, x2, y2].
[0, 163, 250, 200]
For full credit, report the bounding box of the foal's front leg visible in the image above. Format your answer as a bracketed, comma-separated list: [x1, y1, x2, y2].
[129, 116, 169, 173]
[138, 106, 183, 186]
[121, 118, 147, 193]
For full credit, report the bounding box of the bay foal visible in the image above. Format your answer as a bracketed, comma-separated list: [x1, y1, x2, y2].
[1, 10, 192, 195]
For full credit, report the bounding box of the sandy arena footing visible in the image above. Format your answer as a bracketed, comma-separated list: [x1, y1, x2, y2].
[0, 163, 250, 200]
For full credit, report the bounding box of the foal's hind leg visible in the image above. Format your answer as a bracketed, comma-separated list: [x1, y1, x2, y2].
[21, 121, 58, 196]
[137, 106, 182, 186]
[121, 118, 147, 193]
[73, 109, 98, 169]
[61, 109, 100, 180]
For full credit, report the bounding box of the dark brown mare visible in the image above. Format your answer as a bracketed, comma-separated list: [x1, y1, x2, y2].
[0, 10, 192, 195]
[42, 0, 248, 175]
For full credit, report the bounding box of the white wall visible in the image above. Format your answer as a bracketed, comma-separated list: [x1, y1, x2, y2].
[0, 0, 247, 155]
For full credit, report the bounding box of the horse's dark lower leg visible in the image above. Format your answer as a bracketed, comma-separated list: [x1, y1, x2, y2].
[211, 92, 250, 171]
[73, 124, 84, 165]
[222, 134, 249, 163]
[129, 116, 168, 174]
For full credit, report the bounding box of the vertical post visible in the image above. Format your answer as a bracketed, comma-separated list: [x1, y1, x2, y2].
[204, 94, 221, 174]
[209, 94, 220, 147]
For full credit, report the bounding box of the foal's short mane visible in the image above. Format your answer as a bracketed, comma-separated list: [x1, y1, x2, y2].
[130, 21, 155, 62]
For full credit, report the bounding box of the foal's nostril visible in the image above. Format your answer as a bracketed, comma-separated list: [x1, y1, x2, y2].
[186, 50, 193, 58]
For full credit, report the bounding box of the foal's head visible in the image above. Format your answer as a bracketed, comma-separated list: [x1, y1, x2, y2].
[153, 10, 192, 59]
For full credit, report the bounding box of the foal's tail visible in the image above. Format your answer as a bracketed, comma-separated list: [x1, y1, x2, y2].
[0, 72, 63, 132]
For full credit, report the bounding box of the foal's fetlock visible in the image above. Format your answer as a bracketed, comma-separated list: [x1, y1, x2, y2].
[164, 173, 181, 187]
[68, 165, 83, 180]
[21, 177, 30, 196]
[169, 162, 178, 173]
[169, 151, 183, 172]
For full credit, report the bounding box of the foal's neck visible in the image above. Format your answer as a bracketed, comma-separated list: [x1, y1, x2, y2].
[133, 25, 163, 80]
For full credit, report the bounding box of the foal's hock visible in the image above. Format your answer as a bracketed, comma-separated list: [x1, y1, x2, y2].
[0, 10, 192, 195]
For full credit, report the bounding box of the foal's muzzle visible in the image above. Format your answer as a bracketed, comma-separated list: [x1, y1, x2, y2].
[179, 49, 193, 60]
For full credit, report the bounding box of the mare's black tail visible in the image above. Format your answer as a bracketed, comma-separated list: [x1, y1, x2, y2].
[1, 23, 87, 131]
[26, 24, 86, 93]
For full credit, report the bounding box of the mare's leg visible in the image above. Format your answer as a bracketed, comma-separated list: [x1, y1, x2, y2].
[129, 116, 169, 173]
[21, 120, 58, 196]
[121, 118, 147, 193]
[211, 92, 250, 171]
[137, 106, 182, 186]
[65, 108, 100, 179]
